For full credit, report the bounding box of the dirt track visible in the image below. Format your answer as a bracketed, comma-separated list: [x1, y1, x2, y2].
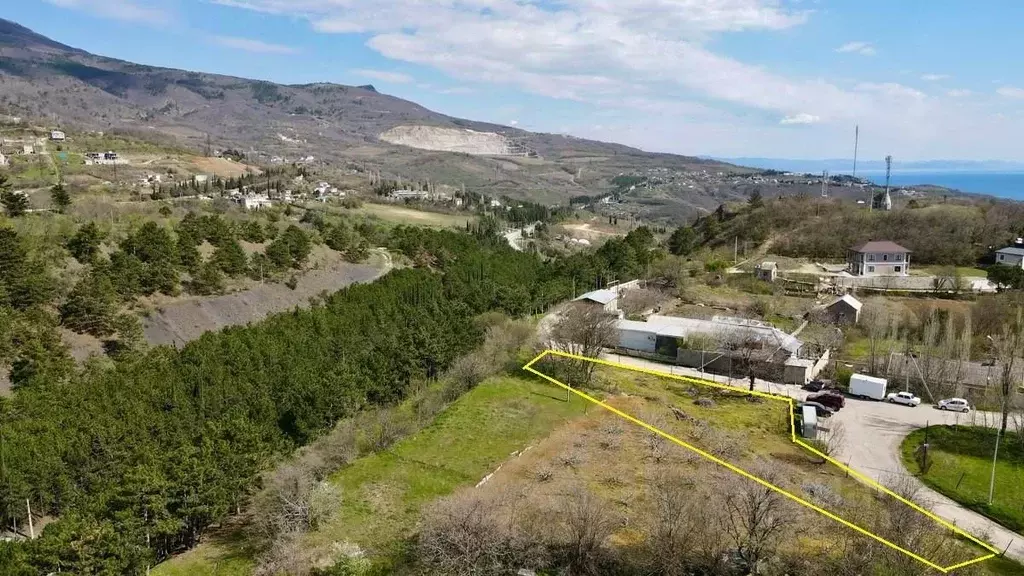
[143, 254, 391, 348]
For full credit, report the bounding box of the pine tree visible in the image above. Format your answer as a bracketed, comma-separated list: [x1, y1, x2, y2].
[1, 174, 28, 217]
[50, 183, 71, 213]
[60, 271, 119, 337]
[213, 239, 248, 276]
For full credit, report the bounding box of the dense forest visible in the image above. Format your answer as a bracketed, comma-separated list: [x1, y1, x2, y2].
[0, 224, 655, 574]
[686, 195, 1024, 266]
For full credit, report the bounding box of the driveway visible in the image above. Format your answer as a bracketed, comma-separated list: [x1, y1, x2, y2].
[594, 352, 1024, 563]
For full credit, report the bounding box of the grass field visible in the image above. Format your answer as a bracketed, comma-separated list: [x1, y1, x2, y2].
[915, 265, 989, 278]
[156, 365, 1020, 576]
[902, 425, 1024, 533]
[302, 375, 587, 567]
[353, 203, 476, 229]
[153, 375, 587, 575]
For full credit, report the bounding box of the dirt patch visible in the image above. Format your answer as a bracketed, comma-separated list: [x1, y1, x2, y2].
[559, 221, 625, 240]
[192, 157, 261, 178]
[380, 125, 515, 155]
[60, 328, 106, 363]
[142, 254, 389, 348]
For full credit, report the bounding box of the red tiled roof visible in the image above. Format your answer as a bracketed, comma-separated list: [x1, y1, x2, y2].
[850, 240, 910, 253]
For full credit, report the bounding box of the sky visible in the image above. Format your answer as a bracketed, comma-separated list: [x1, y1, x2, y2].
[5, 0, 1024, 161]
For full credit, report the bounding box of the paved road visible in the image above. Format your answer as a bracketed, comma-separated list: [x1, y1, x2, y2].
[596, 352, 1024, 563]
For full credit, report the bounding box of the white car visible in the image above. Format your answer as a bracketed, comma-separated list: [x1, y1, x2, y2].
[937, 398, 971, 412]
[887, 391, 921, 407]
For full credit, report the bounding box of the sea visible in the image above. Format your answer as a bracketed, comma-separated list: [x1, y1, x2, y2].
[839, 170, 1024, 201]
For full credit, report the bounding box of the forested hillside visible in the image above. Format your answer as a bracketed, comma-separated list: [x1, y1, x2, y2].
[0, 225, 655, 574]
[688, 195, 1024, 266]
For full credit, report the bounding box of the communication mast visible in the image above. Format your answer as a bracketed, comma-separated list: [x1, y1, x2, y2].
[820, 170, 829, 198]
[852, 125, 859, 178]
[884, 155, 893, 196]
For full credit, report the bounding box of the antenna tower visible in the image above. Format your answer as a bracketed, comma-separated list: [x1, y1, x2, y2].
[852, 125, 859, 178]
[821, 170, 829, 198]
[884, 155, 892, 197]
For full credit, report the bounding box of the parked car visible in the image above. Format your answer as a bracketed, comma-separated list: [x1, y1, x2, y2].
[798, 401, 835, 418]
[886, 391, 921, 407]
[803, 380, 828, 392]
[937, 398, 971, 412]
[807, 391, 845, 410]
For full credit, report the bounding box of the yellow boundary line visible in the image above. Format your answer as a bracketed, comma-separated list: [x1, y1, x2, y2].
[523, 349, 1000, 573]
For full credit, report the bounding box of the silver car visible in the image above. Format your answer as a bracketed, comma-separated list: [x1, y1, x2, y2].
[937, 398, 971, 412]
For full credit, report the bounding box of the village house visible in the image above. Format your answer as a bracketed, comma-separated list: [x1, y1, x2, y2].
[240, 194, 272, 210]
[817, 294, 863, 325]
[755, 262, 778, 282]
[22, 145, 34, 155]
[847, 240, 910, 276]
[0, 152, 7, 167]
[50, 130, 66, 141]
[995, 243, 1024, 269]
[390, 190, 429, 201]
[613, 314, 825, 385]
[573, 289, 619, 313]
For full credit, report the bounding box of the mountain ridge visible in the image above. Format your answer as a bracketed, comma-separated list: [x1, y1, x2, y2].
[0, 17, 762, 218]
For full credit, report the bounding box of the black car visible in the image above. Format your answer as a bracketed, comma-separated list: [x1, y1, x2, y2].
[807, 391, 845, 410]
[802, 379, 834, 392]
[798, 401, 835, 418]
[803, 380, 826, 392]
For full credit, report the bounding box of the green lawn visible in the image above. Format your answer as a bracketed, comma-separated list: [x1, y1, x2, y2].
[902, 426, 1024, 533]
[154, 375, 587, 575]
[304, 375, 587, 563]
[915, 265, 988, 278]
[841, 335, 901, 363]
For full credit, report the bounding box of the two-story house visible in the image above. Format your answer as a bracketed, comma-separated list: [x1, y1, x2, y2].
[847, 241, 910, 276]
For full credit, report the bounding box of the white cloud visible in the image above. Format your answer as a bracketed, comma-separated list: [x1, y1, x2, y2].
[212, 36, 299, 54]
[997, 87, 1024, 99]
[947, 89, 972, 98]
[855, 82, 926, 101]
[45, 0, 171, 24]
[780, 113, 819, 125]
[351, 69, 414, 84]
[835, 41, 876, 56]
[921, 74, 949, 81]
[212, 0, 1024, 159]
[508, 120, 519, 126]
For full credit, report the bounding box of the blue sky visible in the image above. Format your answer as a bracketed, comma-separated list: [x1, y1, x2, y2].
[5, 0, 1024, 161]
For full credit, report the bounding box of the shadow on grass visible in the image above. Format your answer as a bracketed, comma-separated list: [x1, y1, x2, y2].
[915, 425, 1024, 462]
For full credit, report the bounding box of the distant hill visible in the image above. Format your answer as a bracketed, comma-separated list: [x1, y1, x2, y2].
[0, 18, 748, 217]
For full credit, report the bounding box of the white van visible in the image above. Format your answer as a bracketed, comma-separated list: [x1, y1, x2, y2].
[849, 373, 887, 400]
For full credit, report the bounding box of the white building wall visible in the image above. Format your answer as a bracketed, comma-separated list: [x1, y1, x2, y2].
[617, 328, 657, 353]
[997, 252, 1024, 268]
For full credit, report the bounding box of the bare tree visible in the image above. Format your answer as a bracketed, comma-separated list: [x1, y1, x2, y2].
[619, 288, 662, 318]
[549, 303, 618, 386]
[559, 486, 617, 575]
[720, 463, 790, 573]
[418, 489, 546, 576]
[811, 421, 846, 462]
[862, 305, 894, 375]
[647, 472, 702, 576]
[991, 307, 1023, 436]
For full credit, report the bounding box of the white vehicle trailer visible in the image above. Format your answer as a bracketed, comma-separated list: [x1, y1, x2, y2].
[849, 373, 887, 400]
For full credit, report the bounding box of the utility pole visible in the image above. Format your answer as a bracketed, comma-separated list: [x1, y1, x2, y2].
[989, 394, 1006, 505]
[734, 237, 738, 263]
